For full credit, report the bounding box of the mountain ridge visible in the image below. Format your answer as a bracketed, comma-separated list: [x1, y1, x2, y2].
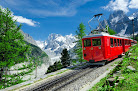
[36, 33, 76, 57]
[99, 10, 138, 35]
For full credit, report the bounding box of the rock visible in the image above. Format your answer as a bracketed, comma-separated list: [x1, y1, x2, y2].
[113, 71, 121, 77]
[127, 66, 136, 71]
[115, 83, 119, 86]
[107, 77, 115, 82]
[118, 77, 124, 80]
[128, 53, 132, 56]
[20, 30, 38, 46]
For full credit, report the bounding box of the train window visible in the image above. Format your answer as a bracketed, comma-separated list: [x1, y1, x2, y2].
[92, 38, 101, 46]
[114, 39, 117, 46]
[126, 40, 127, 45]
[120, 39, 122, 46]
[117, 39, 119, 46]
[127, 40, 128, 45]
[125, 40, 127, 45]
[83, 39, 91, 47]
[110, 38, 113, 47]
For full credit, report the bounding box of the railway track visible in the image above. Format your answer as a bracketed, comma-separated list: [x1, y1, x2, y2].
[31, 65, 98, 91]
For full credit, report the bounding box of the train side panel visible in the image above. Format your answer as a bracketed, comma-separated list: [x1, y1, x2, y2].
[107, 37, 123, 61]
[123, 39, 131, 53]
[103, 36, 110, 60]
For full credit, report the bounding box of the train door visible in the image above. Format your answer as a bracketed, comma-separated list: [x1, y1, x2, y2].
[82, 38, 92, 61]
[122, 39, 125, 53]
[110, 38, 114, 57]
[91, 37, 103, 62]
[107, 37, 111, 56]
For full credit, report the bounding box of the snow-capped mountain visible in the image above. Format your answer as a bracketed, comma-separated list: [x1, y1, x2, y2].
[128, 12, 138, 20]
[35, 40, 47, 49]
[126, 12, 138, 34]
[99, 10, 138, 36]
[99, 10, 129, 36]
[36, 33, 76, 57]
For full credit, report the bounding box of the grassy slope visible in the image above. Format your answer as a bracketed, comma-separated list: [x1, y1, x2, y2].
[89, 44, 138, 91]
[26, 41, 49, 66]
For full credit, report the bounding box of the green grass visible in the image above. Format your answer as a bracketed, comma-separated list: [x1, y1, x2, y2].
[89, 43, 138, 91]
[115, 72, 138, 91]
[89, 77, 107, 91]
[10, 83, 32, 91]
[56, 69, 70, 75]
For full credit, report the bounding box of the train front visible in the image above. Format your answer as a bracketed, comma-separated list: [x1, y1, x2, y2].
[82, 36, 104, 63]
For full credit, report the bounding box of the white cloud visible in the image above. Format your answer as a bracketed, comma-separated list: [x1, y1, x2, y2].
[13, 16, 39, 26]
[103, 0, 138, 13]
[103, 0, 129, 13]
[0, 6, 38, 26]
[0, 0, 93, 17]
[28, 0, 92, 17]
[129, 0, 138, 9]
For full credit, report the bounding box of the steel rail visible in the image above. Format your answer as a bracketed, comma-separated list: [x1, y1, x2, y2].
[30, 66, 91, 91]
[52, 67, 98, 91]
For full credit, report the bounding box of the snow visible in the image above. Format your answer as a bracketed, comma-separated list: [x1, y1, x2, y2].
[129, 12, 138, 20]
[128, 16, 134, 20]
[55, 36, 66, 42]
[35, 40, 46, 49]
[111, 16, 119, 23]
[69, 43, 76, 48]
[118, 24, 128, 36]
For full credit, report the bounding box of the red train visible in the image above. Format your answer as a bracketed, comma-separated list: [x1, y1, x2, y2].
[82, 33, 133, 65]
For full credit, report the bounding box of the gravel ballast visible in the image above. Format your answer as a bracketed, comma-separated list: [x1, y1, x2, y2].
[57, 58, 122, 91]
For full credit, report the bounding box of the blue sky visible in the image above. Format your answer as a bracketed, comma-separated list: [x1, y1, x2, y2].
[0, 0, 138, 41]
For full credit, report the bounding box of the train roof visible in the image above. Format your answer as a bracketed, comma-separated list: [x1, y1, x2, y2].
[82, 32, 131, 40]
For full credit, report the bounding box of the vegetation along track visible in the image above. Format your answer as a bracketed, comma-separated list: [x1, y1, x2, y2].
[31, 65, 98, 91]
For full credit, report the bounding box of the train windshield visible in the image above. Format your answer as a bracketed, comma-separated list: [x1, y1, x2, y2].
[92, 38, 101, 46]
[84, 39, 91, 47]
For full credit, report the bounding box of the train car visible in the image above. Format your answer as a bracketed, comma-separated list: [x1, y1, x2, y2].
[134, 40, 137, 44]
[82, 33, 131, 65]
[130, 39, 137, 45]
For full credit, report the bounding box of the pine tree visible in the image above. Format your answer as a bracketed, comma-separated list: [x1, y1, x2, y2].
[0, 7, 30, 87]
[60, 48, 70, 67]
[106, 26, 116, 35]
[74, 23, 86, 63]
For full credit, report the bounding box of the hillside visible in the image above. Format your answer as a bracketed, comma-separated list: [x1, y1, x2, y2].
[0, 31, 50, 89]
[90, 44, 138, 91]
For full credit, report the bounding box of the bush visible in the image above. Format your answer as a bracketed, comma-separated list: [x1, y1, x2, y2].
[46, 61, 63, 74]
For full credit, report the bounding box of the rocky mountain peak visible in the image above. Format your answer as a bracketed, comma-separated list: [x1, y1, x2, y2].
[36, 33, 76, 57]
[99, 10, 136, 35]
[20, 30, 38, 46]
[47, 33, 62, 41]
